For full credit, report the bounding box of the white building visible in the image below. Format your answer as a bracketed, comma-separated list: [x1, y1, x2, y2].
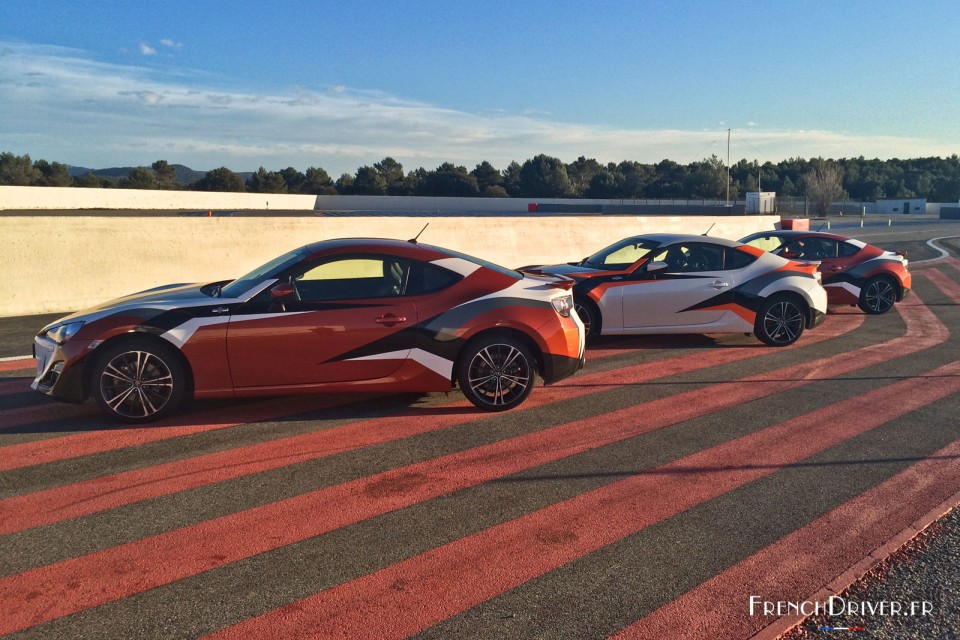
[876, 198, 926, 215]
[746, 192, 776, 214]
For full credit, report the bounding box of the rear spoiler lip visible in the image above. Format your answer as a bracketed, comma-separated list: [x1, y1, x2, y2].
[548, 276, 576, 291]
[518, 268, 576, 291]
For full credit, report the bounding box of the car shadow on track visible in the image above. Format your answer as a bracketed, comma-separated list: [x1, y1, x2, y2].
[0, 389, 485, 436]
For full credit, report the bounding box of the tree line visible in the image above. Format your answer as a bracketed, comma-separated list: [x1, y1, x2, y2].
[2, 151, 958, 206]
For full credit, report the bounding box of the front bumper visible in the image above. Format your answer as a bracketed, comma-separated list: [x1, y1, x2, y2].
[31, 336, 90, 403]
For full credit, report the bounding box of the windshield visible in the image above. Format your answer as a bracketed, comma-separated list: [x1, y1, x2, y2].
[220, 246, 310, 298]
[582, 237, 661, 270]
[741, 234, 786, 253]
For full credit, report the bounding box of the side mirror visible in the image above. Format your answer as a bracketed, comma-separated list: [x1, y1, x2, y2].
[646, 260, 669, 272]
[270, 282, 296, 299]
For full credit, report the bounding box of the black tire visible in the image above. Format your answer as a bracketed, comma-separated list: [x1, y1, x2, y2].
[574, 298, 600, 339]
[754, 295, 806, 347]
[456, 334, 535, 411]
[858, 276, 897, 315]
[92, 340, 186, 423]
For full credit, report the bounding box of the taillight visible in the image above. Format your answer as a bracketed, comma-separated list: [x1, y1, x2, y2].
[552, 294, 573, 317]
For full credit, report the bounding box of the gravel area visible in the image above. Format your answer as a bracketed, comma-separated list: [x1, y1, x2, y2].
[783, 506, 960, 639]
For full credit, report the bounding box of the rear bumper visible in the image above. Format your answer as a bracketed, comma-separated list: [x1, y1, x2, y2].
[810, 309, 827, 329]
[540, 313, 585, 384]
[543, 352, 584, 385]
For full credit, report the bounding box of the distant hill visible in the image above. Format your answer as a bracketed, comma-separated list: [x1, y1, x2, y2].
[66, 164, 252, 185]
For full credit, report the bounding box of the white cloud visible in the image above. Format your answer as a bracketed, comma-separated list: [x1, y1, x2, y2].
[139, 43, 156, 56]
[159, 39, 183, 49]
[0, 41, 955, 177]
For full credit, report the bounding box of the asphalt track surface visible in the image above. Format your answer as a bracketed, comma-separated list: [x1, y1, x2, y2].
[1, 223, 959, 639]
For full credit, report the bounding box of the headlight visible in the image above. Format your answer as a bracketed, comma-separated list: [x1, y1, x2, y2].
[551, 295, 573, 317]
[45, 321, 85, 344]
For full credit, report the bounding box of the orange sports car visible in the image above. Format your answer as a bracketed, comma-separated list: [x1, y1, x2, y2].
[32, 238, 585, 422]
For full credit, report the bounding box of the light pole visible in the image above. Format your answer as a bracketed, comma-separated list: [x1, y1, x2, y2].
[726, 128, 731, 206]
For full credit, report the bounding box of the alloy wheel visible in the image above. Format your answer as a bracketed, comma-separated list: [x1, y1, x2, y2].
[99, 350, 175, 419]
[863, 279, 896, 314]
[762, 300, 805, 345]
[466, 343, 532, 407]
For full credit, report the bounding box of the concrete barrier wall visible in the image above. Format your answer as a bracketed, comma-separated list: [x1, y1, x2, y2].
[0, 187, 733, 214]
[316, 195, 530, 212]
[0, 186, 318, 211]
[0, 214, 778, 317]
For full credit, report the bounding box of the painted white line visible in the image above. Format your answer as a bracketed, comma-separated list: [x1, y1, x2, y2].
[912, 236, 958, 264]
[0, 355, 34, 363]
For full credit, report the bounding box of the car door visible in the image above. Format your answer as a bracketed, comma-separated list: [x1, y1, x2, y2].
[621, 242, 730, 329]
[816, 239, 861, 281]
[226, 255, 417, 388]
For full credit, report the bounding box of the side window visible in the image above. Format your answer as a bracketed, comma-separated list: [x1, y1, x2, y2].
[405, 262, 463, 296]
[689, 243, 725, 271]
[782, 239, 807, 258]
[650, 243, 724, 272]
[810, 238, 839, 259]
[839, 242, 861, 257]
[292, 256, 408, 301]
[725, 248, 758, 270]
[783, 238, 837, 260]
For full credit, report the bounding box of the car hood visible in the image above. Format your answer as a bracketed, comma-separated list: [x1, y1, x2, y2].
[42, 282, 228, 330]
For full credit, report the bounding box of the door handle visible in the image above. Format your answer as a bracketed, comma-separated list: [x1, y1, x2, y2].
[375, 314, 407, 326]
[709, 281, 730, 289]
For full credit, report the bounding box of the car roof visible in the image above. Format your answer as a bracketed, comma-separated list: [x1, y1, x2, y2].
[300, 237, 430, 252]
[626, 233, 744, 248]
[745, 230, 851, 242]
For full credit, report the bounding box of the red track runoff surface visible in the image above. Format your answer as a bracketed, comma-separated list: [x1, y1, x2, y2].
[1, 264, 959, 639]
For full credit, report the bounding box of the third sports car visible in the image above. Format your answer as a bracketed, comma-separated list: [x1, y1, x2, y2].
[522, 233, 827, 347]
[739, 230, 911, 314]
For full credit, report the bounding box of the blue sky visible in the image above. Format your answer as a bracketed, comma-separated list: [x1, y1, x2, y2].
[2, 0, 958, 177]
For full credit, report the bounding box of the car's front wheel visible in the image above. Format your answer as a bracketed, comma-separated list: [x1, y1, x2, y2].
[457, 335, 535, 411]
[858, 276, 897, 314]
[92, 340, 186, 423]
[754, 295, 807, 347]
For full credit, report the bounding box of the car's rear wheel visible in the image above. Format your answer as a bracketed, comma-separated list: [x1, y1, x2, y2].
[93, 341, 186, 423]
[457, 335, 535, 411]
[754, 295, 806, 347]
[858, 276, 897, 315]
[574, 298, 600, 338]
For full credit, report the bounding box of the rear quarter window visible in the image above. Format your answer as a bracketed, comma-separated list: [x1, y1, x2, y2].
[839, 242, 861, 257]
[726, 248, 759, 270]
[406, 263, 463, 296]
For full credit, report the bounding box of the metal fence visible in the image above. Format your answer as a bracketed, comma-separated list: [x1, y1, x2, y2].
[773, 197, 876, 217]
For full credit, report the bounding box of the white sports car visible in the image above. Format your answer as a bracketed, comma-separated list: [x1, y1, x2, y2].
[522, 233, 828, 346]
